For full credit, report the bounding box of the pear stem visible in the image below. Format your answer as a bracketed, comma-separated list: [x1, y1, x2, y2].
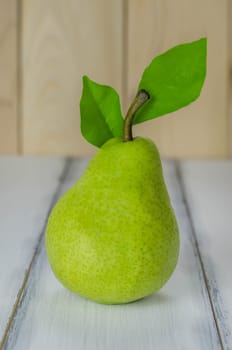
[123, 89, 150, 142]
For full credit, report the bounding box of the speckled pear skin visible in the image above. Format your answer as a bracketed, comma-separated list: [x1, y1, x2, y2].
[46, 137, 179, 304]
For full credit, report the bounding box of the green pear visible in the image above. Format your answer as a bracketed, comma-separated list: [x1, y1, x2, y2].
[46, 91, 179, 304]
[46, 36, 208, 304]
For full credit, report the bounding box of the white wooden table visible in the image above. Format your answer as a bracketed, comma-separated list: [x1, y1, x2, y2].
[0, 157, 231, 350]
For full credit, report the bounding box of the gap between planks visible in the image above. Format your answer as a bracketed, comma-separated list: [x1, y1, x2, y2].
[175, 161, 224, 350]
[0, 158, 72, 350]
[122, 0, 129, 112]
[16, 0, 23, 154]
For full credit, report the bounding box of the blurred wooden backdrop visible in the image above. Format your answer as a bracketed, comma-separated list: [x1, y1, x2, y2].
[0, 0, 230, 158]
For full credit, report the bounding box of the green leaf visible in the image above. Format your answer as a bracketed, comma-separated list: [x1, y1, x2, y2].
[80, 76, 124, 147]
[133, 38, 207, 124]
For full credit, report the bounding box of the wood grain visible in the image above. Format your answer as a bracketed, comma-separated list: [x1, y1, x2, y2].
[180, 161, 232, 349]
[22, 0, 123, 156]
[0, 157, 66, 346]
[0, 0, 19, 153]
[2, 160, 221, 350]
[127, 0, 228, 158]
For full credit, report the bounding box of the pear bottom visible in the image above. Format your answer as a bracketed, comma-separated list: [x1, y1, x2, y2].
[47, 231, 179, 305]
[46, 137, 179, 304]
[47, 237, 179, 305]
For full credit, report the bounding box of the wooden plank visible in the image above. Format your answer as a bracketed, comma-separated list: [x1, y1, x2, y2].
[0, 157, 67, 346]
[22, 0, 123, 156]
[179, 161, 232, 349]
[127, 0, 228, 158]
[3, 160, 221, 350]
[0, 0, 18, 153]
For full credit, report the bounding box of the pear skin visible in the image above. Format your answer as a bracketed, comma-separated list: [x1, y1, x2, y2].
[46, 137, 179, 304]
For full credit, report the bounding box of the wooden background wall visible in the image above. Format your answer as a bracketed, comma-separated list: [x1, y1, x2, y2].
[0, 0, 230, 158]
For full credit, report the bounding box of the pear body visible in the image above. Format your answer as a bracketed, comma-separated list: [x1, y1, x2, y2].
[46, 137, 179, 304]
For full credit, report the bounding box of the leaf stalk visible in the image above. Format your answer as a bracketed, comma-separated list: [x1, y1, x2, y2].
[123, 90, 150, 142]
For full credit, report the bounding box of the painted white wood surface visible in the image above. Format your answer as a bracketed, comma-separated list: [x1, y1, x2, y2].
[2, 160, 221, 350]
[180, 161, 232, 349]
[0, 157, 66, 345]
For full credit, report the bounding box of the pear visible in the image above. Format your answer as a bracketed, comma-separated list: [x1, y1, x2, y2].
[46, 90, 179, 304]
